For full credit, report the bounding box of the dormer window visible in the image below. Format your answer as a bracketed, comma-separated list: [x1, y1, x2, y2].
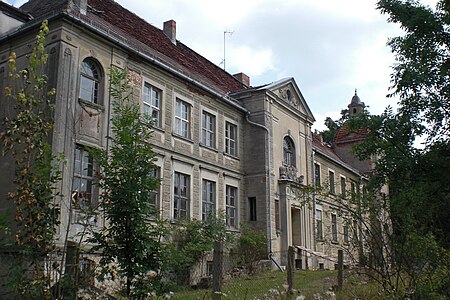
[283, 136, 295, 167]
[79, 58, 102, 104]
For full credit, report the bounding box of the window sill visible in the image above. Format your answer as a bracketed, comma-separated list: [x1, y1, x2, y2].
[224, 152, 240, 160]
[200, 143, 218, 152]
[331, 240, 339, 245]
[78, 98, 104, 111]
[172, 133, 194, 143]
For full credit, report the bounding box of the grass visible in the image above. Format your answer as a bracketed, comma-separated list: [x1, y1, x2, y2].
[172, 269, 337, 300]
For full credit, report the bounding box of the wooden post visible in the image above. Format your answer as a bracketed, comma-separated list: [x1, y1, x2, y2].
[212, 240, 223, 300]
[287, 246, 295, 292]
[337, 249, 344, 291]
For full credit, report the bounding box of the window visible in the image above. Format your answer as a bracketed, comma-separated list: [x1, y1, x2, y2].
[226, 185, 237, 228]
[225, 122, 237, 156]
[174, 172, 189, 220]
[343, 223, 349, 243]
[351, 181, 356, 201]
[79, 58, 101, 104]
[331, 214, 338, 242]
[79, 258, 95, 285]
[275, 199, 280, 231]
[174, 98, 190, 138]
[314, 163, 321, 187]
[72, 145, 96, 208]
[283, 136, 295, 166]
[353, 219, 359, 241]
[316, 209, 323, 240]
[143, 83, 161, 127]
[249, 197, 257, 221]
[149, 167, 161, 209]
[202, 179, 216, 221]
[329, 170, 335, 194]
[202, 111, 216, 148]
[340, 177, 346, 197]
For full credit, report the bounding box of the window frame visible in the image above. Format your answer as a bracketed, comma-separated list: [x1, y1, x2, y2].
[173, 172, 190, 220]
[225, 121, 238, 157]
[149, 166, 161, 211]
[143, 82, 162, 127]
[249, 197, 257, 221]
[316, 209, 323, 240]
[202, 179, 216, 221]
[328, 169, 335, 194]
[79, 58, 101, 104]
[201, 110, 216, 148]
[72, 145, 96, 209]
[331, 213, 338, 242]
[340, 176, 346, 197]
[226, 185, 237, 228]
[174, 98, 191, 139]
[283, 136, 296, 167]
[314, 163, 321, 187]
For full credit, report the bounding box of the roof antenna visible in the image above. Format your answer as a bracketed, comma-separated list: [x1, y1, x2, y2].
[221, 30, 233, 71]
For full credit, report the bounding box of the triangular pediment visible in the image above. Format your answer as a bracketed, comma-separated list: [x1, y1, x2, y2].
[261, 78, 315, 123]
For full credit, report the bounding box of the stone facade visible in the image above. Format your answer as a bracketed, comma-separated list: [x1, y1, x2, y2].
[0, 0, 375, 274]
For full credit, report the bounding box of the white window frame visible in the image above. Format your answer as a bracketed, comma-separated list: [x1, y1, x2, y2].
[201, 110, 216, 148]
[202, 179, 216, 221]
[72, 145, 96, 209]
[174, 97, 191, 139]
[143, 82, 162, 127]
[226, 185, 237, 228]
[79, 58, 101, 104]
[225, 121, 238, 157]
[314, 162, 321, 187]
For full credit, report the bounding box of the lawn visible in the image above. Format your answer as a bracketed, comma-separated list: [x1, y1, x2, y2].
[172, 269, 337, 299]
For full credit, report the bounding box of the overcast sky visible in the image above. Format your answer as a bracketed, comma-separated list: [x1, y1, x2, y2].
[5, 0, 438, 130]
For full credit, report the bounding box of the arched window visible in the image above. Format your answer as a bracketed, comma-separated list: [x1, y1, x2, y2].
[283, 136, 295, 166]
[79, 58, 101, 104]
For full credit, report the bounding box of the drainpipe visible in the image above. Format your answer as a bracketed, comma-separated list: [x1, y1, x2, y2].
[245, 113, 272, 257]
[312, 149, 317, 252]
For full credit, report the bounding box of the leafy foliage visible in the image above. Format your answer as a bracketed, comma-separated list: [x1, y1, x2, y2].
[342, 1, 450, 298]
[232, 225, 267, 274]
[169, 212, 233, 285]
[319, 109, 349, 144]
[0, 20, 62, 299]
[377, 0, 449, 142]
[90, 66, 166, 297]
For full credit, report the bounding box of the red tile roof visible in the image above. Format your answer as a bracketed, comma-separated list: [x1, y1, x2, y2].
[312, 134, 342, 162]
[20, 0, 246, 94]
[334, 126, 368, 144]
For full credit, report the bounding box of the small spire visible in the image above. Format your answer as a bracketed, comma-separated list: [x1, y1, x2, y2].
[354, 88, 357, 96]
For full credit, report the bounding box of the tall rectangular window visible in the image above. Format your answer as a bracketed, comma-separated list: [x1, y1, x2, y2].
[316, 209, 323, 240]
[340, 177, 346, 197]
[225, 122, 237, 156]
[174, 98, 190, 138]
[202, 179, 216, 221]
[143, 83, 161, 127]
[72, 145, 96, 208]
[202, 111, 216, 148]
[353, 219, 359, 241]
[174, 172, 189, 220]
[149, 167, 161, 209]
[314, 163, 321, 187]
[351, 181, 356, 201]
[331, 214, 338, 242]
[249, 197, 257, 221]
[343, 223, 349, 243]
[226, 185, 237, 228]
[275, 199, 280, 231]
[329, 170, 335, 194]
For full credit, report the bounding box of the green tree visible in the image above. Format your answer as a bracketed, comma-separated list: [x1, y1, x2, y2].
[1, 21, 62, 299]
[90, 66, 165, 298]
[320, 109, 349, 144]
[232, 225, 267, 274]
[169, 211, 233, 286]
[345, 1, 450, 297]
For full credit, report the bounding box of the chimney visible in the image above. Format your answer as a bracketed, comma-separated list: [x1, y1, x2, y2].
[73, 0, 88, 15]
[163, 20, 176, 45]
[233, 72, 250, 87]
